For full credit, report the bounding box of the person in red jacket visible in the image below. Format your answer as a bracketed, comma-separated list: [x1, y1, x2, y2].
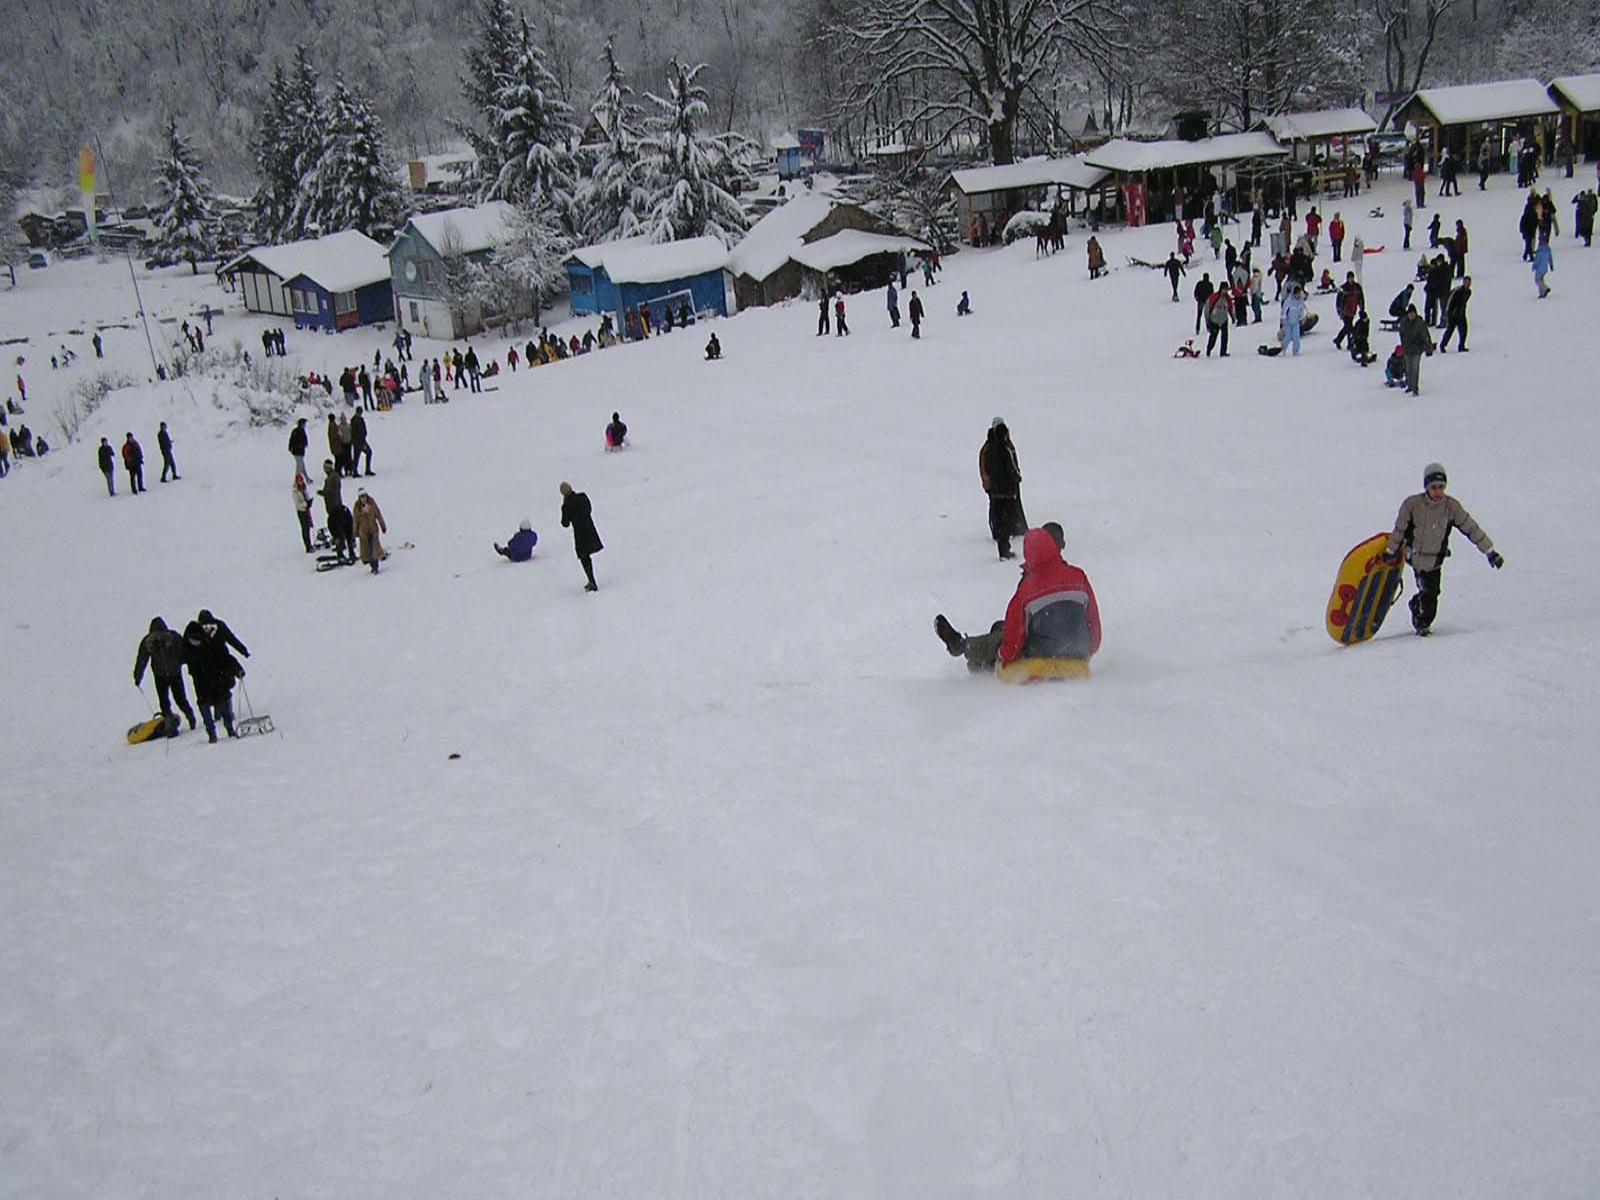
[1328, 211, 1346, 261]
[934, 524, 1102, 673]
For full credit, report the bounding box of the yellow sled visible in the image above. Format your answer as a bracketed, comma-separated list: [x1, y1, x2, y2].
[997, 657, 1091, 684]
[127, 714, 176, 744]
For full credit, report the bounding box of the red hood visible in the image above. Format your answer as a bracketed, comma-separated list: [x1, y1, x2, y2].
[1022, 527, 1059, 568]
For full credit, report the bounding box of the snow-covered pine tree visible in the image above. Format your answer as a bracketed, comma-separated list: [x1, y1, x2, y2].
[486, 17, 577, 220]
[151, 116, 217, 274]
[0, 173, 26, 288]
[302, 78, 406, 239]
[251, 64, 297, 242]
[280, 47, 330, 240]
[639, 59, 752, 246]
[577, 38, 652, 244]
[491, 197, 572, 324]
[458, 0, 525, 195]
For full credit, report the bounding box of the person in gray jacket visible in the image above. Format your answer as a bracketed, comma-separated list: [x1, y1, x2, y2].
[1397, 304, 1435, 395]
[1383, 463, 1503, 635]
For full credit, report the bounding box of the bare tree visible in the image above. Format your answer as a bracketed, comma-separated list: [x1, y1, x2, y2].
[829, 0, 1109, 166]
[1375, 0, 1461, 129]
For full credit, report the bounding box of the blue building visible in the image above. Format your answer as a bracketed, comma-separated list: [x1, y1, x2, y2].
[566, 236, 732, 340]
[219, 230, 393, 330]
[388, 202, 521, 339]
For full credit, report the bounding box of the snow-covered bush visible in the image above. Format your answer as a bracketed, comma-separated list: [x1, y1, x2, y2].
[53, 370, 138, 443]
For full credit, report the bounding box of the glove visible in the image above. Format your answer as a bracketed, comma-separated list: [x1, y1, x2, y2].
[1380, 549, 1401, 565]
[1487, 551, 1504, 569]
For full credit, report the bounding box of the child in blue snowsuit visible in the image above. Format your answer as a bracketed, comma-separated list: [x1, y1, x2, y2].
[495, 520, 538, 562]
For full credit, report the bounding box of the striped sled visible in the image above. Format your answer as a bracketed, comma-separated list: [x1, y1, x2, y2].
[1327, 533, 1406, 645]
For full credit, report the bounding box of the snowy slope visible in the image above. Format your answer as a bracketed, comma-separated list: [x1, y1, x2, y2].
[3, 174, 1599, 1199]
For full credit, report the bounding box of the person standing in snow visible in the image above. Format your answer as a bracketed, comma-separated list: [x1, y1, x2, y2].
[157, 421, 179, 482]
[1203, 286, 1232, 356]
[97, 436, 116, 496]
[92, 332, 103, 358]
[288, 417, 310, 479]
[559, 481, 604, 592]
[134, 616, 197, 732]
[817, 294, 830, 336]
[1402, 197, 1414, 251]
[934, 523, 1102, 673]
[887, 281, 900, 328]
[353, 488, 387, 574]
[1532, 236, 1555, 298]
[1398, 304, 1435, 395]
[1439, 277, 1472, 352]
[1351, 234, 1366, 285]
[909, 290, 924, 339]
[350, 409, 373, 477]
[1164, 252, 1186, 301]
[495, 518, 538, 562]
[1382, 463, 1501, 635]
[1087, 235, 1106, 279]
[358, 365, 373, 411]
[979, 418, 1024, 561]
[1328, 212, 1345, 262]
[121, 432, 145, 494]
[1477, 139, 1492, 190]
[834, 295, 849, 336]
[1279, 285, 1308, 357]
[465, 344, 482, 393]
[292, 471, 315, 552]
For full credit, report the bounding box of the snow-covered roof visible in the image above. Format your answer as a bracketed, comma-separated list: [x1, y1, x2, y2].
[598, 236, 728, 285]
[218, 230, 391, 293]
[772, 134, 802, 151]
[1262, 108, 1378, 141]
[567, 233, 654, 271]
[1085, 133, 1288, 172]
[791, 229, 929, 273]
[1405, 79, 1559, 125]
[726, 194, 838, 281]
[401, 201, 517, 257]
[1549, 73, 1600, 113]
[949, 156, 1110, 195]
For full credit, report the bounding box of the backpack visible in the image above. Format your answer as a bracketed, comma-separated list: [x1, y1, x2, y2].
[1206, 294, 1229, 327]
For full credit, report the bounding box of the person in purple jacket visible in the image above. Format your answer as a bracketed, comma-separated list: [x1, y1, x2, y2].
[495, 519, 538, 562]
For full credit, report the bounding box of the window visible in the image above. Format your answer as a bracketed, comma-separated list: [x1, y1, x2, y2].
[292, 288, 313, 313]
[334, 290, 357, 315]
[421, 262, 435, 284]
[572, 273, 593, 295]
[409, 301, 420, 321]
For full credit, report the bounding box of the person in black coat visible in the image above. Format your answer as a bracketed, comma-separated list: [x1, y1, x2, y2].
[288, 417, 309, 478]
[1192, 273, 1214, 334]
[1440, 277, 1472, 352]
[559, 481, 604, 591]
[134, 616, 197, 731]
[97, 436, 116, 496]
[183, 618, 244, 742]
[978, 419, 1024, 560]
[157, 421, 179, 481]
[350, 409, 373, 476]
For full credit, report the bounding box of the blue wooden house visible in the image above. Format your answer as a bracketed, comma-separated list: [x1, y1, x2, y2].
[388, 202, 520, 339]
[567, 236, 732, 339]
[220, 230, 393, 330]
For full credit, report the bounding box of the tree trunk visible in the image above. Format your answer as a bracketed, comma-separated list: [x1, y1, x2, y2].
[989, 118, 1014, 165]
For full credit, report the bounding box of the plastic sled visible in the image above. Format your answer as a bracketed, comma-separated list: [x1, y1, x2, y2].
[237, 713, 275, 736]
[1326, 533, 1406, 645]
[127, 713, 178, 744]
[997, 657, 1091, 684]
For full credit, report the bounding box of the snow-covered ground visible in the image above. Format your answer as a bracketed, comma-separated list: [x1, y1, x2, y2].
[3, 174, 1598, 1198]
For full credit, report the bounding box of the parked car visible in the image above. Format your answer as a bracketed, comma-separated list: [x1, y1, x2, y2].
[26, 251, 49, 269]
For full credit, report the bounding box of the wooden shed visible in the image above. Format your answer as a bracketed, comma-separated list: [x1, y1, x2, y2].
[1548, 74, 1600, 164]
[1393, 79, 1560, 170]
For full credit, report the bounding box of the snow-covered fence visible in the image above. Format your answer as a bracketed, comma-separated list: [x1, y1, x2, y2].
[52, 370, 138, 444]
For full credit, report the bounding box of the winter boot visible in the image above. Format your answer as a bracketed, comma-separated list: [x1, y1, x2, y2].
[934, 614, 966, 657]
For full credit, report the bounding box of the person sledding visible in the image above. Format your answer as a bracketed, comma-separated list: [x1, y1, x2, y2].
[934, 523, 1102, 676]
[1383, 342, 1408, 387]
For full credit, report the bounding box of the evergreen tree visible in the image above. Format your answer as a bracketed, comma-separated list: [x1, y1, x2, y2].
[302, 78, 406, 238]
[577, 39, 652, 244]
[250, 64, 296, 241]
[640, 59, 752, 246]
[487, 17, 577, 219]
[493, 196, 572, 323]
[282, 47, 329, 239]
[458, 0, 524, 194]
[151, 116, 216, 274]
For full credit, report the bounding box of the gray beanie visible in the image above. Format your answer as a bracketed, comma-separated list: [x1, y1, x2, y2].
[1423, 462, 1447, 487]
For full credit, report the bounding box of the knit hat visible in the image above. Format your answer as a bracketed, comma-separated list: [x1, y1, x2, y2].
[519, 518, 532, 532]
[1423, 462, 1447, 487]
[990, 416, 1005, 430]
